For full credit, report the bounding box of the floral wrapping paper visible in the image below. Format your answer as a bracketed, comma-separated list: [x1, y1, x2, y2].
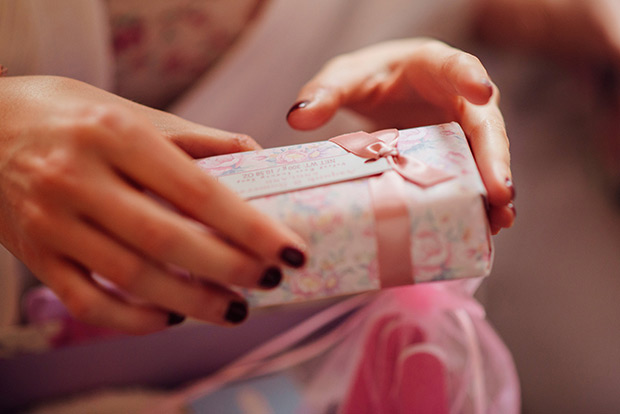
[197, 122, 493, 307]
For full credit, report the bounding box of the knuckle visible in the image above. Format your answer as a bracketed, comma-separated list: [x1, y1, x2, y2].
[111, 256, 149, 292]
[18, 201, 47, 236]
[469, 118, 509, 147]
[444, 53, 476, 76]
[62, 288, 100, 324]
[30, 152, 82, 197]
[66, 103, 131, 151]
[77, 103, 127, 132]
[137, 221, 177, 258]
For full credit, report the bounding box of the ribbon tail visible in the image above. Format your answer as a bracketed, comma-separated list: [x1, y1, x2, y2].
[369, 171, 414, 288]
[389, 155, 455, 188]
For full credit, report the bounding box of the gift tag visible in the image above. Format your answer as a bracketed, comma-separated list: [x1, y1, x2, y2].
[210, 142, 390, 199]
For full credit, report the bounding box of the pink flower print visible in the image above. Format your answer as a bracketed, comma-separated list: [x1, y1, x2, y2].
[112, 18, 145, 54]
[367, 258, 380, 284]
[466, 242, 491, 262]
[323, 272, 341, 293]
[276, 149, 311, 164]
[315, 212, 344, 234]
[291, 271, 325, 298]
[290, 187, 329, 210]
[445, 151, 470, 174]
[201, 154, 242, 174]
[412, 230, 451, 280]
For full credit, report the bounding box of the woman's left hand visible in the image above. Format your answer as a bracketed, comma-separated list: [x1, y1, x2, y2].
[287, 39, 514, 234]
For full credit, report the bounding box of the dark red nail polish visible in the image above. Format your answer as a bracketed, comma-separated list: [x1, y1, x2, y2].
[505, 177, 516, 200]
[259, 267, 282, 288]
[286, 101, 309, 119]
[225, 301, 248, 324]
[508, 201, 516, 218]
[167, 312, 186, 326]
[280, 246, 306, 268]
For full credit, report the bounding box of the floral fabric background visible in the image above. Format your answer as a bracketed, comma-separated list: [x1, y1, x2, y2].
[106, 0, 263, 108]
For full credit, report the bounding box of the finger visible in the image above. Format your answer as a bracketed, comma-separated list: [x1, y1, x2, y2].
[163, 122, 262, 157]
[489, 203, 516, 235]
[287, 40, 494, 130]
[49, 216, 250, 326]
[101, 121, 308, 269]
[42, 257, 173, 334]
[80, 175, 283, 290]
[96, 87, 263, 156]
[459, 95, 514, 209]
[408, 41, 494, 106]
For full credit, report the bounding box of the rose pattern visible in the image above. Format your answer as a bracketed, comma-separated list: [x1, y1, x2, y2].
[199, 123, 493, 307]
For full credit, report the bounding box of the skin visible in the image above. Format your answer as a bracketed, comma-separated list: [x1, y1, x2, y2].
[0, 76, 307, 334]
[0, 39, 517, 334]
[287, 39, 515, 234]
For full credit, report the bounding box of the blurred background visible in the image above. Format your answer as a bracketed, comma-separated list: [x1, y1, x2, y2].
[2, 1, 620, 413]
[477, 50, 620, 414]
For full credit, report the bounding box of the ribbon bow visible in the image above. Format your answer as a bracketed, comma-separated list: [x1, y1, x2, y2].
[328, 129, 455, 289]
[329, 129, 454, 188]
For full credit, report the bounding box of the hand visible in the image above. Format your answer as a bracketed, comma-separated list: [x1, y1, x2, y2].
[0, 76, 307, 334]
[286, 39, 514, 234]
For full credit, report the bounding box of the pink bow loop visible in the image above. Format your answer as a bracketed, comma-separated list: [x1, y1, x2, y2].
[329, 129, 454, 188]
[328, 129, 456, 289]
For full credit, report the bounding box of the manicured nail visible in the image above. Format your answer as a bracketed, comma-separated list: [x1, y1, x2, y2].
[167, 312, 186, 326]
[280, 246, 306, 268]
[508, 201, 516, 218]
[259, 266, 282, 288]
[225, 301, 248, 324]
[505, 177, 516, 200]
[286, 100, 309, 119]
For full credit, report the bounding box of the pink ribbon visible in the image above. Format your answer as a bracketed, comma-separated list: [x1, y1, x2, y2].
[329, 129, 454, 288]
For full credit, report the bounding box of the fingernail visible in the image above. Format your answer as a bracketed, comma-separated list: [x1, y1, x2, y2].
[280, 246, 306, 268]
[480, 78, 494, 94]
[167, 312, 186, 326]
[481, 78, 493, 87]
[505, 177, 516, 200]
[508, 201, 516, 218]
[259, 266, 282, 288]
[225, 301, 248, 324]
[286, 100, 309, 119]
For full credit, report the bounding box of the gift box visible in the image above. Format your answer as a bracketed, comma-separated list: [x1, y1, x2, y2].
[197, 122, 492, 307]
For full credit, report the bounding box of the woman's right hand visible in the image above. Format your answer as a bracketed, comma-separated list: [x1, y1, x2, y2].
[0, 76, 307, 334]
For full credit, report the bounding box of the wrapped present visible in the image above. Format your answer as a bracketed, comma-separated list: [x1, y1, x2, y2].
[197, 122, 493, 307]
